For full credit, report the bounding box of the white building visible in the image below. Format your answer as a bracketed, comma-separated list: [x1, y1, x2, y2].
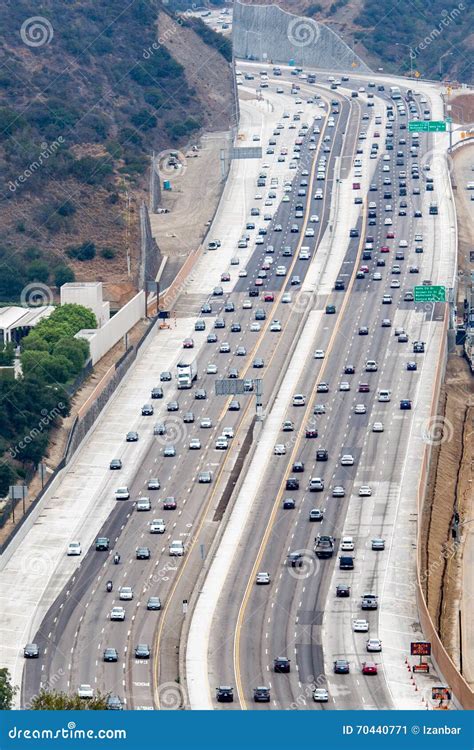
[60, 282, 110, 327]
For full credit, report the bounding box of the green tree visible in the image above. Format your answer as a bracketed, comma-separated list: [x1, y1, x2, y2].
[30, 689, 109, 710]
[20, 350, 52, 380]
[0, 668, 17, 709]
[27, 261, 50, 284]
[53, 338, 89, 372]
[0, 342, 15, 366]
[54, 265, 75, 288]
[0, 464, 15, 499]
[16, 431, 49, 467]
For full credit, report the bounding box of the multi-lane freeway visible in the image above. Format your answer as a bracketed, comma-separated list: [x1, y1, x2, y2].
[5, 61, 456, 712]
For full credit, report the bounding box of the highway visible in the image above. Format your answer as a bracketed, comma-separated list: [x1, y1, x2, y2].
[187, 66, 454, 710]
[16, 63, 455, 713]
[21, 74, 359, 710]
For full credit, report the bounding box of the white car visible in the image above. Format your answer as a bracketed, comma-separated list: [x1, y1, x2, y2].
[200, 417, 212, 428]
[274, 444, 286, 455]
[67, 541, 81, 556]
[354, 404, 367, 414]
[242, 299, 252, 309]
[115, 487, 130, 500]
[339, 382, 350, 392]
[341, 536, 354, 551]
[206, 363, 217, 374]
[189, 438, 201, 450]
[150, 518, 166, 534]
[281, 292, 292, 303]
[341, 454, 354, 466]
[299, 249, 310, 260]
[256, 572, 270, 585]
[119, 586, 133, 600]
[353, 619, 369, 633]
[310, 214, 319, 223]
[250, 322, 261, 332]
[292, 394, 306, 406]
[390, 279, 400, 288]
[276, 266, 287, 276]
[110, 607, 126, 621]
[238, 269, 248, 277]
[373, 272, 382, 281]
[78, 684, 94, 699]
[313, 688, 329, 702]
[305, 227, 315, 237]
[314, 349, 325, 359]
[222, 427, 234, 439]
[359, 485, 372, 496]
[270, 320, 282, 332]
[215, 437, 229, 450]
[169, 540, 184, 556]
[366, 638, 382, 652]
[372, 422, 384, 432]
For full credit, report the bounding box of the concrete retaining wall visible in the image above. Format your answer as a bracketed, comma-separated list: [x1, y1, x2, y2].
[233, 1, 371, 74]
[76, 292, 146, 365]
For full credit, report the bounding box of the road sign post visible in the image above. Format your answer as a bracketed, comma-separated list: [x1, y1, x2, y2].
[408, 120, 447, 132]
[414, 285, 446, 302]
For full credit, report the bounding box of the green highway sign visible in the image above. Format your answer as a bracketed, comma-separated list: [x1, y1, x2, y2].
[408, 120, 447, 132]
[414, 285, 446, 302]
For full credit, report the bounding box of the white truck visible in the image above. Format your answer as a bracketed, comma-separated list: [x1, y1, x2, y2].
[176, 360, 197, 389]
[389, 85, 401, 100]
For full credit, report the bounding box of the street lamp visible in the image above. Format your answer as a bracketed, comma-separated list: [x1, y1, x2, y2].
[395, 42, 415, 77]
[439, 51, 453, 79]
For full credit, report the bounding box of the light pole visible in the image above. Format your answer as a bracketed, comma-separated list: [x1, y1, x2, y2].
[439, 51, 453, 79]
[395, 42, 415, 77]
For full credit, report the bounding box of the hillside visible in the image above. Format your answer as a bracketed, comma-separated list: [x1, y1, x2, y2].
[0, 0, 233, 306]
[232, 0, 472, 83]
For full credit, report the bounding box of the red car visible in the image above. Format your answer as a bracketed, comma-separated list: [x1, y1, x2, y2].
[359, 265, 369, 274]
[264, 292, 274, 302]
[353, 182, 360, 190]
[380, 246, 390, 253]
[183, 338, 194, 349]
[221, 272, 230, 282]
[386, 231, 395, 239]
[374, 131, 380, 138]
[362, 661, 378, 675]
[255, 278, 263, 286]
[305, 427, 318, 438]
[358, 383, 370, 393]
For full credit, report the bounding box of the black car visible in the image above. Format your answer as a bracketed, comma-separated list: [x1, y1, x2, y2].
[126, 431, 138, 442]
[195, 389, 207, 400]
[160, 371, 172, 382]
[183, 412, 195, 423]
[106, 695, 123, 711]
[287, 553, 303, 568]
[254, 686, 271, 703]
[274, 657, 291, 673]
[207, 333, 218, 343]
[316, 449, 328, 461]
[413, 341, 425, 353]
[285, 477, 299, 490]
[23, 643, 39, 658]
[163, 497, 177, 510]
[136, 547, 151, 560]
[336, 584, 351, 598]
[292, 461, 305, 473]
[230, 323, 241, 333]
[339, 555, 354, 570]
[214, 318, 225, 329]
[135, 644, 151, 659]
[326, 305, 336, 314]
[359, 326, 369, 335]
[147, 597, 162, 611]
[400, 399, 412, 410]
[344, 365, 355, 374]
[109, 459, 122, 470]
[283, 497, 296, 509]
[95, 537, 110, 551]
[151, 387, 163, 399]
[103, 648, 118, 662]
[349, 229, 359, 238]
[224, 302, 235, 313]
[249, 289, 259, 297]
[334, 659, 350, 674]
[167, 401, 179, 411]
[141, 404, 154, 416]
[201, 303, 212, 314]
[216, 686, 234, 703]
[407, 361, 417, 371]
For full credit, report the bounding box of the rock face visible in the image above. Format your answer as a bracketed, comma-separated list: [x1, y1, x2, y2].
[232, 0, 371, 74]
